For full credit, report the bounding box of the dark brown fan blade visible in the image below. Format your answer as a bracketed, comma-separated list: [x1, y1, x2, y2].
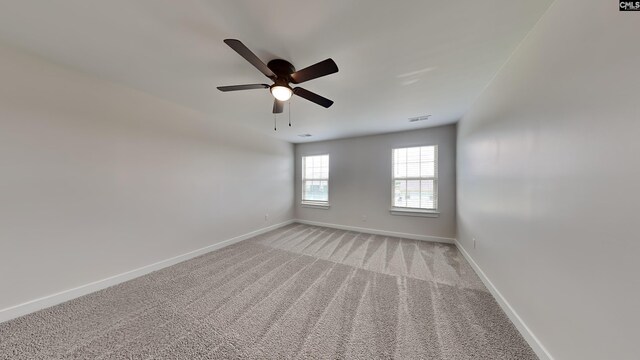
[273, 100, 284, 113]
[217, 84, 270, 92]
[224, 39, 275, 79]
[290, 58, 338, 84]
[293, 87, 334, 108]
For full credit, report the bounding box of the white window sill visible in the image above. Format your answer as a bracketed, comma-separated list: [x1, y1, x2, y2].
[389, 208, 439, 217]
[301, 202, 330, 210]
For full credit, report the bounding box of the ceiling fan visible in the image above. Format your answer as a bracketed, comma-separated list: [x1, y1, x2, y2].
[217, 39, 338, 114]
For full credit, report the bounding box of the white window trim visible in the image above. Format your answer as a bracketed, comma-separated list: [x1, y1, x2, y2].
[390, 145, 438, 216]
[301, 154, 330, 208]
[301, 201, 331, 209]
[389, 207, 440, 217]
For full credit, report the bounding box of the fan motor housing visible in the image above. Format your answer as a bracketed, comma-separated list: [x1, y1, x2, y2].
[267, 59, 296, 79]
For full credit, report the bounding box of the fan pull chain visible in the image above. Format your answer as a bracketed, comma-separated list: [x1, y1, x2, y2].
[274, 114, 277, 131]
[288, 100, 291, 127]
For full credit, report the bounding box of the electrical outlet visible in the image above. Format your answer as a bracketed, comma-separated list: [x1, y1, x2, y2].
[265, 213, 269, 221]
[361, 215, 367, 222]
[473, 238, 476, 249]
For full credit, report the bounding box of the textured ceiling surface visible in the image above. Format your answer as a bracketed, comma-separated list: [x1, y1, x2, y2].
[0, 0, 553, 142]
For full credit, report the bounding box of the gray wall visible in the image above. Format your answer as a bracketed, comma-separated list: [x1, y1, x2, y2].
[456, 0, 640, 359]
[0, 42, 294, 311]
[295, 125, 456, 240]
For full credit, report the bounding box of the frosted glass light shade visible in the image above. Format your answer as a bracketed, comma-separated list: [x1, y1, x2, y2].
[271, 85, 292, 101]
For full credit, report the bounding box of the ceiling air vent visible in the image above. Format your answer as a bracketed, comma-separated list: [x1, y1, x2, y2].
[408, 115, 431, 122]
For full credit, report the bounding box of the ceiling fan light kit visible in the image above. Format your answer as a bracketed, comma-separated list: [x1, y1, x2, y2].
[217, 39, 338, 115]
[270, 85, 292, 101]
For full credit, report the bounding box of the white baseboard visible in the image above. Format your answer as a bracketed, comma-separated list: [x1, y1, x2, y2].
[294, 219, 455, 244]
[455, 240, 554, 360]
[0, 220, 295, 324]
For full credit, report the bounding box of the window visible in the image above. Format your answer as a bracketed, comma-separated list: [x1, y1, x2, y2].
[302, 154, 329, 204]
[392, 146, 437, 211]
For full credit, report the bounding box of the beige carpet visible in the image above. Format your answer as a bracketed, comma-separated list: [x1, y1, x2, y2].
[0, 223, 537, 359]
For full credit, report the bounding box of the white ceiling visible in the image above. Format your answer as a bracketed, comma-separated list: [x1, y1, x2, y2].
[0, 0, 553, 143]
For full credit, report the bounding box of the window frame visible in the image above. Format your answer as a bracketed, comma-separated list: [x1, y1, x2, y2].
[390, 145, 439, 217]
[301, 153, 330, 208]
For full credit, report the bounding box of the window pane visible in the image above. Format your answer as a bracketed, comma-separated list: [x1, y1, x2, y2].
[304, 180, 328, 201]
[407, 161, 420, 177]
[393, 180, 407, 207]
[421, 146, 435, 162]
[395, 148, 407, 163]
[318, 180, 328, 201]
[407, 147, 420, 162]
[406, 180, 421, 208]
[303, 154, 329, 181]
[304, 158, 313, 179]
[420, 160, 435, 177]
[321, 166, 329, 179]
[321, 155, 328, 168]
[396, 159, 406, 177]
[306, 180, 313, 200]
[420, 180, 435, 209]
